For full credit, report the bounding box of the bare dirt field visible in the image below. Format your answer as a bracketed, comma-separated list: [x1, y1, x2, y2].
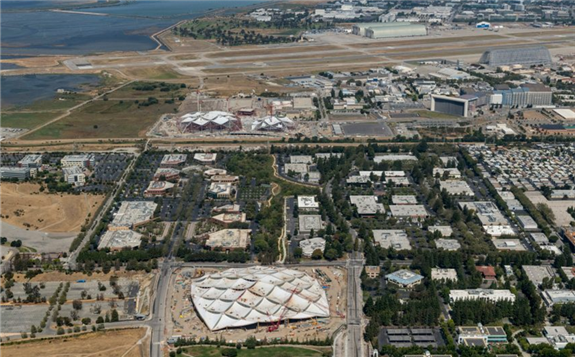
[1, 328, 148, 357]
[0, 182, 103, 233]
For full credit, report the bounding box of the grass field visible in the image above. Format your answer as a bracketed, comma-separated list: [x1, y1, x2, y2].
[1, 328, 147, 357]
[107, 81, 188, 99]
[0, 182, 103, 233]
[17, 93, 91, 111]
[182, 346, 326, 357]
[22, 99, 178, 140]
[1, 112, 61, 130]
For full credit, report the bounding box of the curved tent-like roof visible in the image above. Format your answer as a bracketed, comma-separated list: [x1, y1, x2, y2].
[251, 115, 294, 131]
[191, 266, 330, 330]
[180, 111, 241, 131]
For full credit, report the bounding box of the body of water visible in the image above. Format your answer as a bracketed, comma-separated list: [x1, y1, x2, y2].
[1, 74, 101, 108]
[1, 0, 262, 56]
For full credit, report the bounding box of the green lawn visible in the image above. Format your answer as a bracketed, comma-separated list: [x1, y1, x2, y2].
[22, 99, 178, 140]
[1, 112, 61, 130]
[182, 346, 325, 357]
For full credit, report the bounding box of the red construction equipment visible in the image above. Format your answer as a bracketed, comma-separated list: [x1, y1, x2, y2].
[267, 285, 299, 332]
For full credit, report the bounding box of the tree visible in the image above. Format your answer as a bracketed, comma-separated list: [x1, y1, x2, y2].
[81, 317, 91, 325]
[324, 248, 338, 261]
[72, 299, 82, 310]
[245, 336, 257, 349]
[311, 249, 323, 260]
[96, 316, 104, 324]
[56, 327, 65, 335]
[111, 309, 119, 322]
[221, 349, 238, 357]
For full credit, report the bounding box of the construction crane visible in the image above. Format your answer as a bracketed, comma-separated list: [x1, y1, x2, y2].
[268, 285, 300, 332]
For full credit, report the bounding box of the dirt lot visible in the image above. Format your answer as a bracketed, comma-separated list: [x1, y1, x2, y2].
[1, 328, 148, 357]
[525, 191, 575, 227]
[0, 182, 103, 233]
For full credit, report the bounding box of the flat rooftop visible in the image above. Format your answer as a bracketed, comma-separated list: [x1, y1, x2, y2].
[111, 201, 157, 228]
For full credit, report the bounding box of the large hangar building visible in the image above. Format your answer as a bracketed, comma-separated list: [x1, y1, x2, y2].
[191, 267, 330, 331]
[353, 22, 427, 39]
[479, 46, 552, 67]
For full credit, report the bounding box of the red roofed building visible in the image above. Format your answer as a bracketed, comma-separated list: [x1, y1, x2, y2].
[476, 266, 497, 280]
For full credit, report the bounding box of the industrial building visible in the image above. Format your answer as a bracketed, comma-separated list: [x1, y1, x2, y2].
[17, 154, 43, 168]
[298, 215, 323, 233]
[297, 196, 319, 211]
[431, 268, 458, 281]
[353, 22, 427, 39]
[98, 229, 143, 251]
[160, 154, 187, 168]
[491, 84, 553, 108]
[110, 201, 157, 230]
[428, 225, 453, 237]
[457, 325, 507, 346]
[205, 229, 251, 251]
[0, 167, 33, 181]
[522, 265, 555, 286]
[299, 237, 326, 257]
[517, 215, 538, 231]
[389, 205, 428, 218]
[374, 154, 417, 163]
[391, 195, 418, 205]
[63, 166, 86, 186]
[479, 46, 552, 67]
[61, 154, 95, 168]
[458, 201, 514, 236]
[190, 267, 329, 330]
[440, 180, 475, 196]
[435, 238, 461, 251]
[290, 155, 313, 164]
[284, 163, 308, 174]
[349, 195, 385, 216]
[180, 111, 241, 132]
[385, 270, 424, 288]
[449, 289, 516, 304]
[431, 94, 485, 118]
[372, 229, 411, 250]
[433, 168, 461, 179]
[542, 290, 575, 306]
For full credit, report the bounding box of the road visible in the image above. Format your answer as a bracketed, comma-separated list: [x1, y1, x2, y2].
[67, 149, 140, 270]
[344, 251, 366, 357]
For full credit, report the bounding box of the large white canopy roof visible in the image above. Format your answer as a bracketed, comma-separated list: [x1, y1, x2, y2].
[181, 111, 238, 127]
[251, 115, 294, 131]
[191, 266, 329, 331]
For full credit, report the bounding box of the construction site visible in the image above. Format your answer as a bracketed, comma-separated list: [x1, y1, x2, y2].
[165, 266, 347, 345]
[147, 93, 320, 139]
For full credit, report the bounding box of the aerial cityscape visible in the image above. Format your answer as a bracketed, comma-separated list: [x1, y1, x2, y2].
[1, 0, 575, 357]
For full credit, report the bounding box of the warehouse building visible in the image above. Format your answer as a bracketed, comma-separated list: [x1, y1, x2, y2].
[353, 22, 427, 39]
[449, 289, 516, 303]
[205, 229, 251, 251]
[491, 84, 553, 107]
[372, 229, 411, 250]
[428, 225, 453, 237]
[18, 154, 43, 168]
[110, 201, 157, 230]
[298, 215, 323, 233]
[0, 167, 32, 181]
[392, 195, 418, 205]
[479, 46, 552, 67]
[61, 154, 95, 168]
[435, 238, 461, 251]
[517, 215, 538, 231]
[440, 180, 475, 196]
[98, 230, 143, 251]
[431, 268, 458, 281]
[542, 290, 575, 306]
[349, 195, 385, 216]
[389, 205, 428, 218]
[431, 94, 483, 118]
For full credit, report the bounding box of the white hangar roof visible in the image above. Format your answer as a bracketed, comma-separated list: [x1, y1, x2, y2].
[191, 266, 329, 331]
